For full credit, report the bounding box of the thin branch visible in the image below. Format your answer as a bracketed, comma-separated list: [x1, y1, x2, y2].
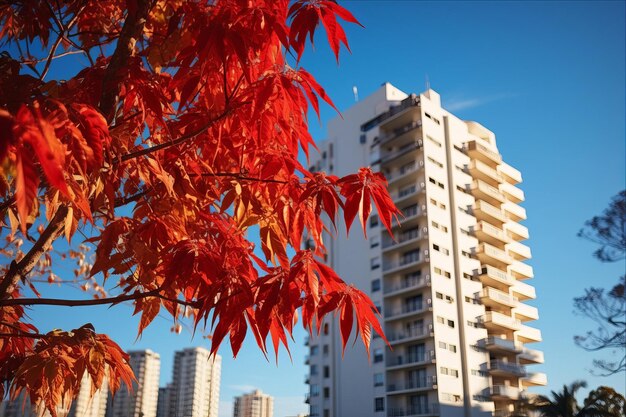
[0, 332, 46, 339]
[0, 289, 200, 309]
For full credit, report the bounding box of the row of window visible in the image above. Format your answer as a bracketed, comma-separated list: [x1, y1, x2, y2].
[440, 366, 459, 377]
[438, 341, 457, 353]
[429, 176, 445, 189]
[436, 316, 455, 328]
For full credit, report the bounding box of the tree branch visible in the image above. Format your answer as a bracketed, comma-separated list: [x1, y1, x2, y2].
[0, 288, 201, 309]
[0, 206, 68, 300]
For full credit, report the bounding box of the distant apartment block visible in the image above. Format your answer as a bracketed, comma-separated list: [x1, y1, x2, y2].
[166, 347, 221, 417]
[233, 389, 274, 417]
[107, 349, 160, 417]
[305, 83, 546, 417]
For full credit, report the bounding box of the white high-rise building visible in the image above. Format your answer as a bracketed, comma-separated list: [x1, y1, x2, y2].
[167, 347, 221, 417]
[108, 349, 160, 417]
[233, 389, 274, 417]
[68, 373, 109, 417]
[305, 83, 546, 417]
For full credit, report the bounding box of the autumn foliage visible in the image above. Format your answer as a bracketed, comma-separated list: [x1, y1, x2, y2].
[0, 1, 400, 414]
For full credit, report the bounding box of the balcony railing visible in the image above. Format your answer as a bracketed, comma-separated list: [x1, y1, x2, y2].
[362, 94, 421, 132]
[384, 275, 431, 295]
[479, 311, 521, 330]
[478, 265, 515, 288]
[387, 350, 436, 367]
[387, 403, 439, 417]
[480, 287, 518, 307]
[491, 385, 520, 400]
[505, 221, 529, 241]
[385, 299, 433, 319]
[474, 200, 507, 224]
[511, 280, 536, 300]
[514, 302, 539, 321]
[500, 182, 525, 203]
[383, 253, 424, 272]
[475, 242, 513, 266]
[517, 325, 542, 342]
[507, 241, 531, 260]
[379, 120, 423, 146]
[467, 140, 502, 165]
[479, 336, 522, 352]
[509, 261, 533, 279]
[388, 324, 433, 343]
[474, 221, 510, 244]
[469, 159, 503, 185]
[381, 141, 424, 164]
[498, 161, 522, 184]
[502, 201, 527, 221]
[383, 228, 422, 249]
[387, 375, 437, 393]
[386, 160, 422, 182]
[490, 360, 527, 376]
[472, 180, 506, 205]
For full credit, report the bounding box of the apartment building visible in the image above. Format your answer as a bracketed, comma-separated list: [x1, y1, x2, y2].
[107, 350, 161, 417]
[0, 374, 106, 417]
[233, 389, 274, 417]
[166, 347, 221, 417]
[305, 83, 546, 417]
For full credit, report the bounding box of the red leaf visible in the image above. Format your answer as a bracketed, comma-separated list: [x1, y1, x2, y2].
[14, 148, 39, 233]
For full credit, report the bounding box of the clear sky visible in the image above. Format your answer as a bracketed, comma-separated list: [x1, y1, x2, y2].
[17, 2, 626, 417]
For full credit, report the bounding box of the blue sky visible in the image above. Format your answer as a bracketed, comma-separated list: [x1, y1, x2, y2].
[14, 1, 626, 417]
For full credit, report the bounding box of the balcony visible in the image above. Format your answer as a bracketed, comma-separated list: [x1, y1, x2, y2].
[473, 221, 510, 246]
[387, 350, 436, 369]
[491, 385, 520, 400]
[480, 287, 518, 308]
[502, 201, 527, 222]
[474, 200, 507, 225]
[388, 324, 434, 345]
[386, 160, 423, 184]
[517, 325, 542, 343]
[383, 253, 426, 273]
[477, 266, 515, 290]
[523, 372, 548, 387]
[498, 162, 522, 185]
[479, 311, 521, 331]
[467, 140, 502, 166]
[383, 228, 422, 251]
[469, 159, 503, 186]
[387, 375, 437, 394]
[509, 261, 534, 279]
[475, 243, 513, 267]
[514, 303, 539, 321]
[505, 222, 529, 241]
[385, 299, 433, 321]
[392, 183, 425, 203]
[381, 141, 424, 165]
[387, 403, 439, 417]
[379, 120, 423, 147]
[500, 182, 525, 204]
[479, 336, 522, 353]
[511, 281, 536, 301]
[490, 360, 527, 377]
[519, 347, 544, 364]
[471, 180, 506, 206]
[304, 355, 310, 365]
[507, 241, 532, 261]
[362, 94, 421, 132]
[304, 336, 310, 346]
[384, 275, 431, 296]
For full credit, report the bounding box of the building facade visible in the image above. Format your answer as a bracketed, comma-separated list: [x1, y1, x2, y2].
[107, 349, 161, 417]
[306, 84, 546, 417]
[233, 389, 274, 417]
[68, 373, 109, 417]
[166, 347, 221, 417]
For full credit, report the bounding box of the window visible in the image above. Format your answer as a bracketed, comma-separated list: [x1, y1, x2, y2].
[371, 279, 381, 292]
[436, 293, 453, 303]
[323, 387, 330, 398]
[311, 365, 318, 375]
[399, 184, 417, 197]
[402, 249, 420, 264]
[456, 185, 467, 193]
[427, 156, 443, 168]
[448, 344, 457, 353]
[374, 397, 385, 412]
[374, 348, 384, 363]
[436, 292, 443, 300]
[429, 177, 436, 185]
[370, 257, 380, 270]
[311, 346, 319, 355]
[369, 215, 379, 227]
[311, 384, 320, 396]
[374, 373, 384, 387]
[448, 320, 455, 328]
[451, 369, 459, 378]
[324, 410, 330, 417]
[426, 135, 442, 147]
[323, 344, 329, 356]
[323, 323, 329, 335]
[461, 250, 473, 258]
[436, 316, 445, 324]
[432, 244, 449, 255]
[360, 134, 366, 144]
[471, 369, 488, 377]
[465, 296, 480, 305]
[438, 341, 447, 349]
[370, 235, 380, 248]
